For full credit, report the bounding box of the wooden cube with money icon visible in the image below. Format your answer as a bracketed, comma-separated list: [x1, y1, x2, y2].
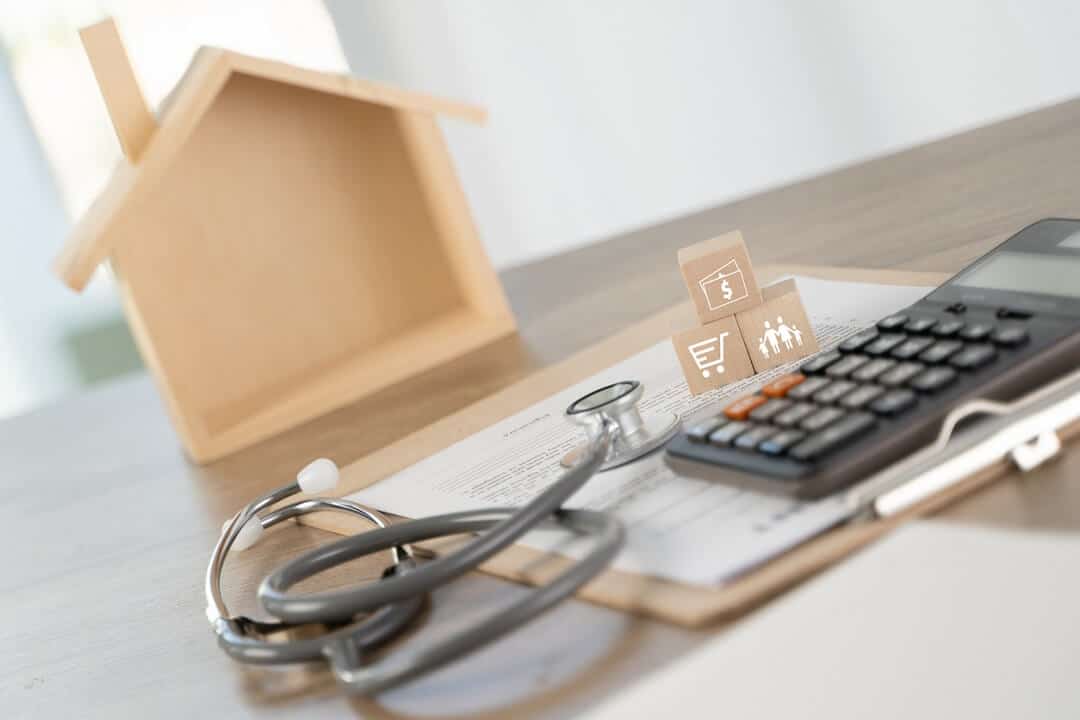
[735, 278, 820, 373]
[677, 230, 763, 324]
[671, 317, 755, 395]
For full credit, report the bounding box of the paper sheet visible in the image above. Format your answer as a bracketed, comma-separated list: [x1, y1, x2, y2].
[580, 524, 1080, 720]
[350, 277, 931, 586]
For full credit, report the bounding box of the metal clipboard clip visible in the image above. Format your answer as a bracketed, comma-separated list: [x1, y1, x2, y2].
[846, 367, 1080, 519]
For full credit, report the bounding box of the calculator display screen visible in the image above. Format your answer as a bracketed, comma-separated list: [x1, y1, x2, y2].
[953, 251, 1080, 299]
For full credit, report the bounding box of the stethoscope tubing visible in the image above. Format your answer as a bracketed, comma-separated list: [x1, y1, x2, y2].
[258, 418, 619, 625]
[216, 595, 423, 666]
[324, 509, 622, 695]
[277, 507, 624, 694]
[208, 494, 423, 666]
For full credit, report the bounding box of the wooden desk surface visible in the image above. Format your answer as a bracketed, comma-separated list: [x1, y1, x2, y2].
[7, 97, 1080, 718]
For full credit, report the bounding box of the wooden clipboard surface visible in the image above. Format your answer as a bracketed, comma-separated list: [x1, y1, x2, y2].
[303, 265, 1037, 627]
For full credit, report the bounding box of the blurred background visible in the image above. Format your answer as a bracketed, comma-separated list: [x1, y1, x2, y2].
[3, 0, 1080, 420]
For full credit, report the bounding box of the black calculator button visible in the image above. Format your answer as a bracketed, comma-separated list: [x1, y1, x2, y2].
[800, 406, 846, 432]
[786, 376, 830, 400]
[878, 362, 924, 387]
[838, 328, 879, 353]
[813, 380, 856, 405]
[890, 337, 934, 360]
[758, 429, 807, 456]
[949, 344, 998, 370]
[801, 351, 842, 374]
[686, 417, 725, 442]
[909, 366, 958, 393]
[991, 326, 1029, 348]
[734, 424, 778, 451]
[825, 355, 870, 378]
[996, 307, 1032, 320]
[903, 316, 937, 334]
[708, 421, 749, 446]
[863, 334, 906, 356]
[918, 340, 963, 364]
[945, 302, 967, 314]
[877, 314, 908, 331]
[839, 384, 885, 410]
[789, 412, 877, 462]
[931, 319, 965, 337]
[773, 402, 817, 427]
[852, 358, 896, 382]
[748, 398, 791, 422]
[958, 322, 995, 341]
[869, 388, 917, 416]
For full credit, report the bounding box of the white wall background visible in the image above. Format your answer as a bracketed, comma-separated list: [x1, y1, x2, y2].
[0, 52, 120, 415]
[325, 0, 1080, 269]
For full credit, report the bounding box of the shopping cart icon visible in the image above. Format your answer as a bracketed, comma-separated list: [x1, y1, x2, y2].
[687, 333, 728, 378]
[698, 259, 748, 311]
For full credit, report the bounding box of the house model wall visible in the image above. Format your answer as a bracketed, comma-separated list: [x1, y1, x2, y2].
[54, 19, 516, 462]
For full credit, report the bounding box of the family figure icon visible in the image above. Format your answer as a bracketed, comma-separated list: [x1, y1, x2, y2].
[757, 316, 803, 359]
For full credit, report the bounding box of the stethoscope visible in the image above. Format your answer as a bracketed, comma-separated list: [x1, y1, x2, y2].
[206, 380, 678, 694]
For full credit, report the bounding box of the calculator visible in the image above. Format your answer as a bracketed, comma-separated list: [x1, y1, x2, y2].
[665, 218, 1080, 499]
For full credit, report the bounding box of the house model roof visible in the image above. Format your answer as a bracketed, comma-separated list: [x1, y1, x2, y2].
[54, 21, 486, 292]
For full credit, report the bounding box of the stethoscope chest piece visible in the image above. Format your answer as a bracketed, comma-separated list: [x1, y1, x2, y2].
[561, 381, 679, 471]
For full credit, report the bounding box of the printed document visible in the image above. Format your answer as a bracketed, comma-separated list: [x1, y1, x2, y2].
[349, 277, 932, 586]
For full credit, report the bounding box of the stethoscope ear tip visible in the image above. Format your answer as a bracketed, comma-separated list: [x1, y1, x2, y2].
[297, 457, 340, 494]
[223, 516, 264, 551]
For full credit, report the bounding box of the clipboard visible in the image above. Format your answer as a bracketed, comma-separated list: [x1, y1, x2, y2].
[302, 265, 1078, 627]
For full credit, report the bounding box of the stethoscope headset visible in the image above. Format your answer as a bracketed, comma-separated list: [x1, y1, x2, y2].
[206, 380, 678, 694]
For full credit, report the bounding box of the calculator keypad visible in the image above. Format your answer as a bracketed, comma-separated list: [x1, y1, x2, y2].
[958, 322, 994, 341]
[708, 421, 749, 446]
[800, 406, 846, 432]
[759, 430, 807, 456]
[773, 402, 817, 427]
[825, 355, 869, 378]
[868, 388, 916, 416]
[864, 334, 906, 356]
[788, 412, 877, 462]
[672, 306, 1036, 486]
[948, 344, 997, 370]
[918, 340, 963, 364]
[813, 380, 856, 405]
[890, 336, 934, 360]
[909, 366, 958, 392]
[931, 319, 964, 337]
[851, 358, 895, 382]
[878, 362, 924, 387]
[839, 384, 884, 409]
[748, 398, 792, 422]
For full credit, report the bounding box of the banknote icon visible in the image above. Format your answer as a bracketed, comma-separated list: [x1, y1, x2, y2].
[698, 259, 748, 311]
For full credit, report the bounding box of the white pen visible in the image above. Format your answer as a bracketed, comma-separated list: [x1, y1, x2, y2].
[845, 366, 1080, 518]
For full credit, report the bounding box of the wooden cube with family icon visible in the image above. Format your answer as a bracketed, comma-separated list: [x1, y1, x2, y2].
[735, 278, 819, 372]
[672, 233, 818, 395]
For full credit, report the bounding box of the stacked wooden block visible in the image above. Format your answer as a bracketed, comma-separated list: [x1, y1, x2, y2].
[672, 231, 820, 395]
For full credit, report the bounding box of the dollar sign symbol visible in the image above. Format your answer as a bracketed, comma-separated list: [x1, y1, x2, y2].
[721, 278, 733, 300]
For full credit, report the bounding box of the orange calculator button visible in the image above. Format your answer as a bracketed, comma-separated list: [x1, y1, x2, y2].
[723, 394, 768, 421]
[761, 373, 806, 398]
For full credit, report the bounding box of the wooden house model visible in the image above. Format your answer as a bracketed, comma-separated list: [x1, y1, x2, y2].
[54, 20, 516, 462]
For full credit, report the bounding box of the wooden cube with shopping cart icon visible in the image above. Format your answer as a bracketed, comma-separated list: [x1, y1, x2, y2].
[671, 317, 755, 395]
[678, 230, 763, 323]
